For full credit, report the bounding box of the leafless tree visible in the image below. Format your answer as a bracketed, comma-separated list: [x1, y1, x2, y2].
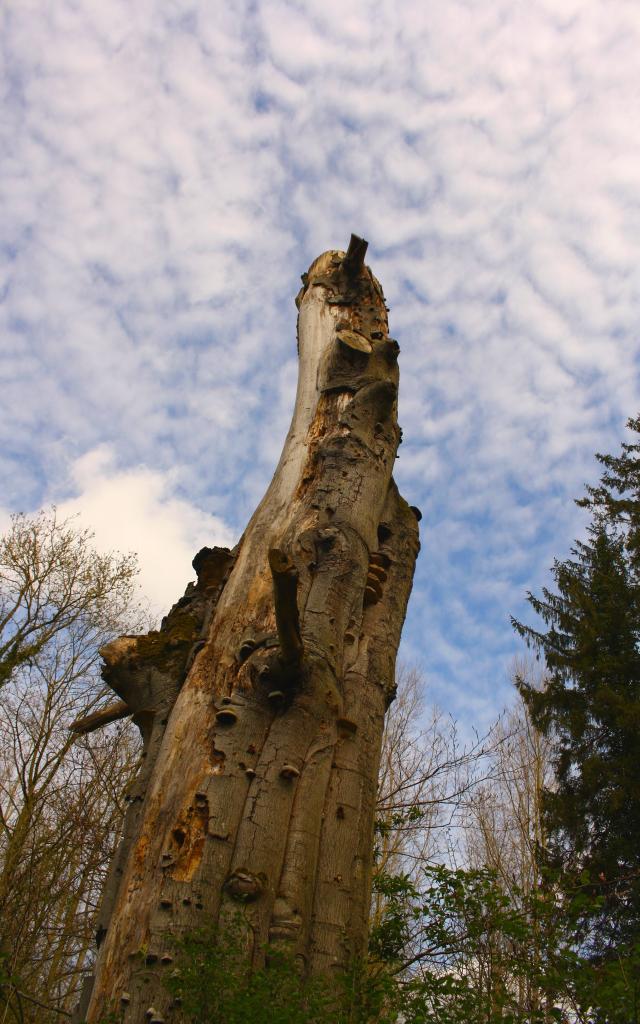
[0, 509, 140, 689]
[371, 665, 509, 968]
[465, 661, 552, 891]
[462, 659, 556, 1020]
[0, 509, 145, 1022]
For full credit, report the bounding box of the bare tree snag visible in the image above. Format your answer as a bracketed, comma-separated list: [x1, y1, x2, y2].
[76, 237, 420, 1022]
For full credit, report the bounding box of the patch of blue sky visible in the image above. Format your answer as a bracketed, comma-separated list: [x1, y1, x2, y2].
[252, 90, 272, 114]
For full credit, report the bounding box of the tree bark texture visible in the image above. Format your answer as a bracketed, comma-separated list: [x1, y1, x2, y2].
[78, 238, 420, 1023]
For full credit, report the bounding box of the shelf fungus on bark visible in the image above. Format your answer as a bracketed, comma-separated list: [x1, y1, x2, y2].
[215, 706, 238, 726]
[368, 563, 388, 585]
[365, 574, 384, 602]
[336, 327, 372, 355]
[267, 688, 286, 703]
[269, 899, 303, 943]
[224, 868, 266, 902]
[368, 554, 388, 572]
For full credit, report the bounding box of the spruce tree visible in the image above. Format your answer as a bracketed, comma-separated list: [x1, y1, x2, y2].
[512, 418, 640, 957]
[579, 413, 640, 564]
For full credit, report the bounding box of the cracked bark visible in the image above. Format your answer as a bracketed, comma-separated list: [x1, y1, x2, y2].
[76, 237, 420, 1023]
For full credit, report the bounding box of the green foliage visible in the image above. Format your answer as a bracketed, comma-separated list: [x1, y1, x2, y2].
[164, 915, 396, 1024]
[371, 864, 564, 1024]
[567, 939, 640, 1024]
[579, 413, 640, 567]
[369, 870, 420, 963]
[370, 862, 640, 1023]
[93, 874, 640, 1024]
[147, 868, 638, 1024]
[512, 418, 640, 956]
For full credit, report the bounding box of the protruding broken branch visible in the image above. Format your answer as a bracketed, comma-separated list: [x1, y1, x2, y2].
[343, 233, 368, 277]
[268, 547, 303, 669]
[71, 700, 132, 735]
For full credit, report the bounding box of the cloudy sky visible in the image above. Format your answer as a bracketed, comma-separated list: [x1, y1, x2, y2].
[2, 0, 639, 729]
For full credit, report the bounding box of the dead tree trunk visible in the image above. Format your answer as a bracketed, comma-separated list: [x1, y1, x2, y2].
[75, 236, 420, 1023]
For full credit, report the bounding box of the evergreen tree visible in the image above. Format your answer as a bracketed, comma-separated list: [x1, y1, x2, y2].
[579, 414, 640, 566]
[512, 418, 640, 958]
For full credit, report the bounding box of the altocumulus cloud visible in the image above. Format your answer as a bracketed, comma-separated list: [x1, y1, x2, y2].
[1, 0, 640, 727]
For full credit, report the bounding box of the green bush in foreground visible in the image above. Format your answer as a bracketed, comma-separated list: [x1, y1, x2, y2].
[94, 869, 639, 1024]
[164, 916, 396, 1024]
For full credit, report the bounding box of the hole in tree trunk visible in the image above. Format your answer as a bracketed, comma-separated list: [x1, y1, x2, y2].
[377, 523, 392, 543]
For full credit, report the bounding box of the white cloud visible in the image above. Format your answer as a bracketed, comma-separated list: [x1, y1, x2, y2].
[54, 447, 235, 615]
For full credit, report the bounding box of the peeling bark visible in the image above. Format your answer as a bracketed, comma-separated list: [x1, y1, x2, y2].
[76, 236, 419, 1023]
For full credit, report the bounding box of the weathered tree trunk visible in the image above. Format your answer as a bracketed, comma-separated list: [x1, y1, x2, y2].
[75, 237, 420, 1023]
